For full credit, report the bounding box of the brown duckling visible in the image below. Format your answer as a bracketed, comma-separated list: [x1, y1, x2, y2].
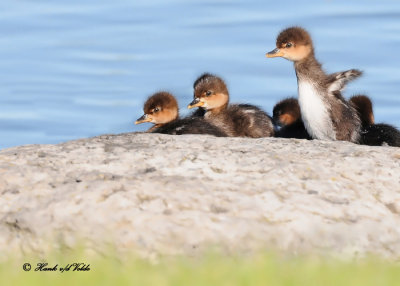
[135, 91, 227, 136]
[266, 26, 362, 143]
[349, 95, 400, 147]
[187, 73, 274, 138]
[273, 97, 311, 139]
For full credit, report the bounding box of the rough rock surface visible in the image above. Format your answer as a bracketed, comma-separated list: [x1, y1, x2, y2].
[0, 133, 399, 259]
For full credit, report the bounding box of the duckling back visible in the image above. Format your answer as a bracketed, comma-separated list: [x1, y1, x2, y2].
[236, 104, 275, 137]
[206, 104, 274, 138]
[359, 123, 400, 147]
[266, 27, 362, 143]
[152, 117, 227, 137]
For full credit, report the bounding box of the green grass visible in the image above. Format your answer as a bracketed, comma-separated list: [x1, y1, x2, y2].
[2, 250, 399, 286]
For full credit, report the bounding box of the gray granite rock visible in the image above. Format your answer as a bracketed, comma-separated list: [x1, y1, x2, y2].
[0, 133, 399, 259]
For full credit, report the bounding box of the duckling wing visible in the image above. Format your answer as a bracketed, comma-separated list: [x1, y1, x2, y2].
[326, 69, 362, 93]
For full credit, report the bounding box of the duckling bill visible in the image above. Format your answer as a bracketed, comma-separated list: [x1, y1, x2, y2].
[188, 73, 274, 138]
[135, 91, 227, 136]
[266, 26, 362, 143]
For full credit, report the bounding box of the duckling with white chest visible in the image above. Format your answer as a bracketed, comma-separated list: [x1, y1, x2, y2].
[266, 26, 362, 143]
[187, 73, 274, 138]
[135, 91, 227, 136]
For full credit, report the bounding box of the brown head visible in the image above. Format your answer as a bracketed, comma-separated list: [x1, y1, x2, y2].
[266, 26, 314, 62]
[188, 73, 229, 112]
[273, 97, 301, 126]
[349, 95, 374, 126]
[135, 91, 179, 125]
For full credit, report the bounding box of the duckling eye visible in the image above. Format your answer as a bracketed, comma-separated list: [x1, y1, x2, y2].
[285, 43, 293, 48]
[154, 107, 160, 113]
[206, 91, 212, 96]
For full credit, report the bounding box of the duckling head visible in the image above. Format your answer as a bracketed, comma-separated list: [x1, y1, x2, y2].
[266, 26, 314, 62]
[350, 95, 375, 126]
[188, 73, 229, 111]
[273, 97, 301, 126]
[135, 91, 179, 125]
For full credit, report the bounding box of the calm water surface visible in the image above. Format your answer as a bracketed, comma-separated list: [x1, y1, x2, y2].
[1, 0, 400, 149]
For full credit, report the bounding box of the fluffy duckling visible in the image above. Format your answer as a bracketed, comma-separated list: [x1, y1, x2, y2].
[266, 26, 362, 143]
[273, 97, 311, 139]
[349, 95, 400, 147]
[187, 73, 274, 138]
[135, 91, 227, 136]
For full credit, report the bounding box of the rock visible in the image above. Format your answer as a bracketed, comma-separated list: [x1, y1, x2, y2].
[0, 133, 399, 259]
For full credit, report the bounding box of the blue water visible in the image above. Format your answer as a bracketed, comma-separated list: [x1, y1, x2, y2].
[1, 0, 400, 149]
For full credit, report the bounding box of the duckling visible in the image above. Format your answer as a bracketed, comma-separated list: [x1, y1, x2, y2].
[349, 95, 400, 147]
[135, 91, 227, 136]
[266, 26, 362, 143]
[187, 73, 274, 138]
[273, 97, 311, 139]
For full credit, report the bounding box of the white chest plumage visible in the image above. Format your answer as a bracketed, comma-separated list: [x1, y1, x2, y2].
[298, 80, 336, 140]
